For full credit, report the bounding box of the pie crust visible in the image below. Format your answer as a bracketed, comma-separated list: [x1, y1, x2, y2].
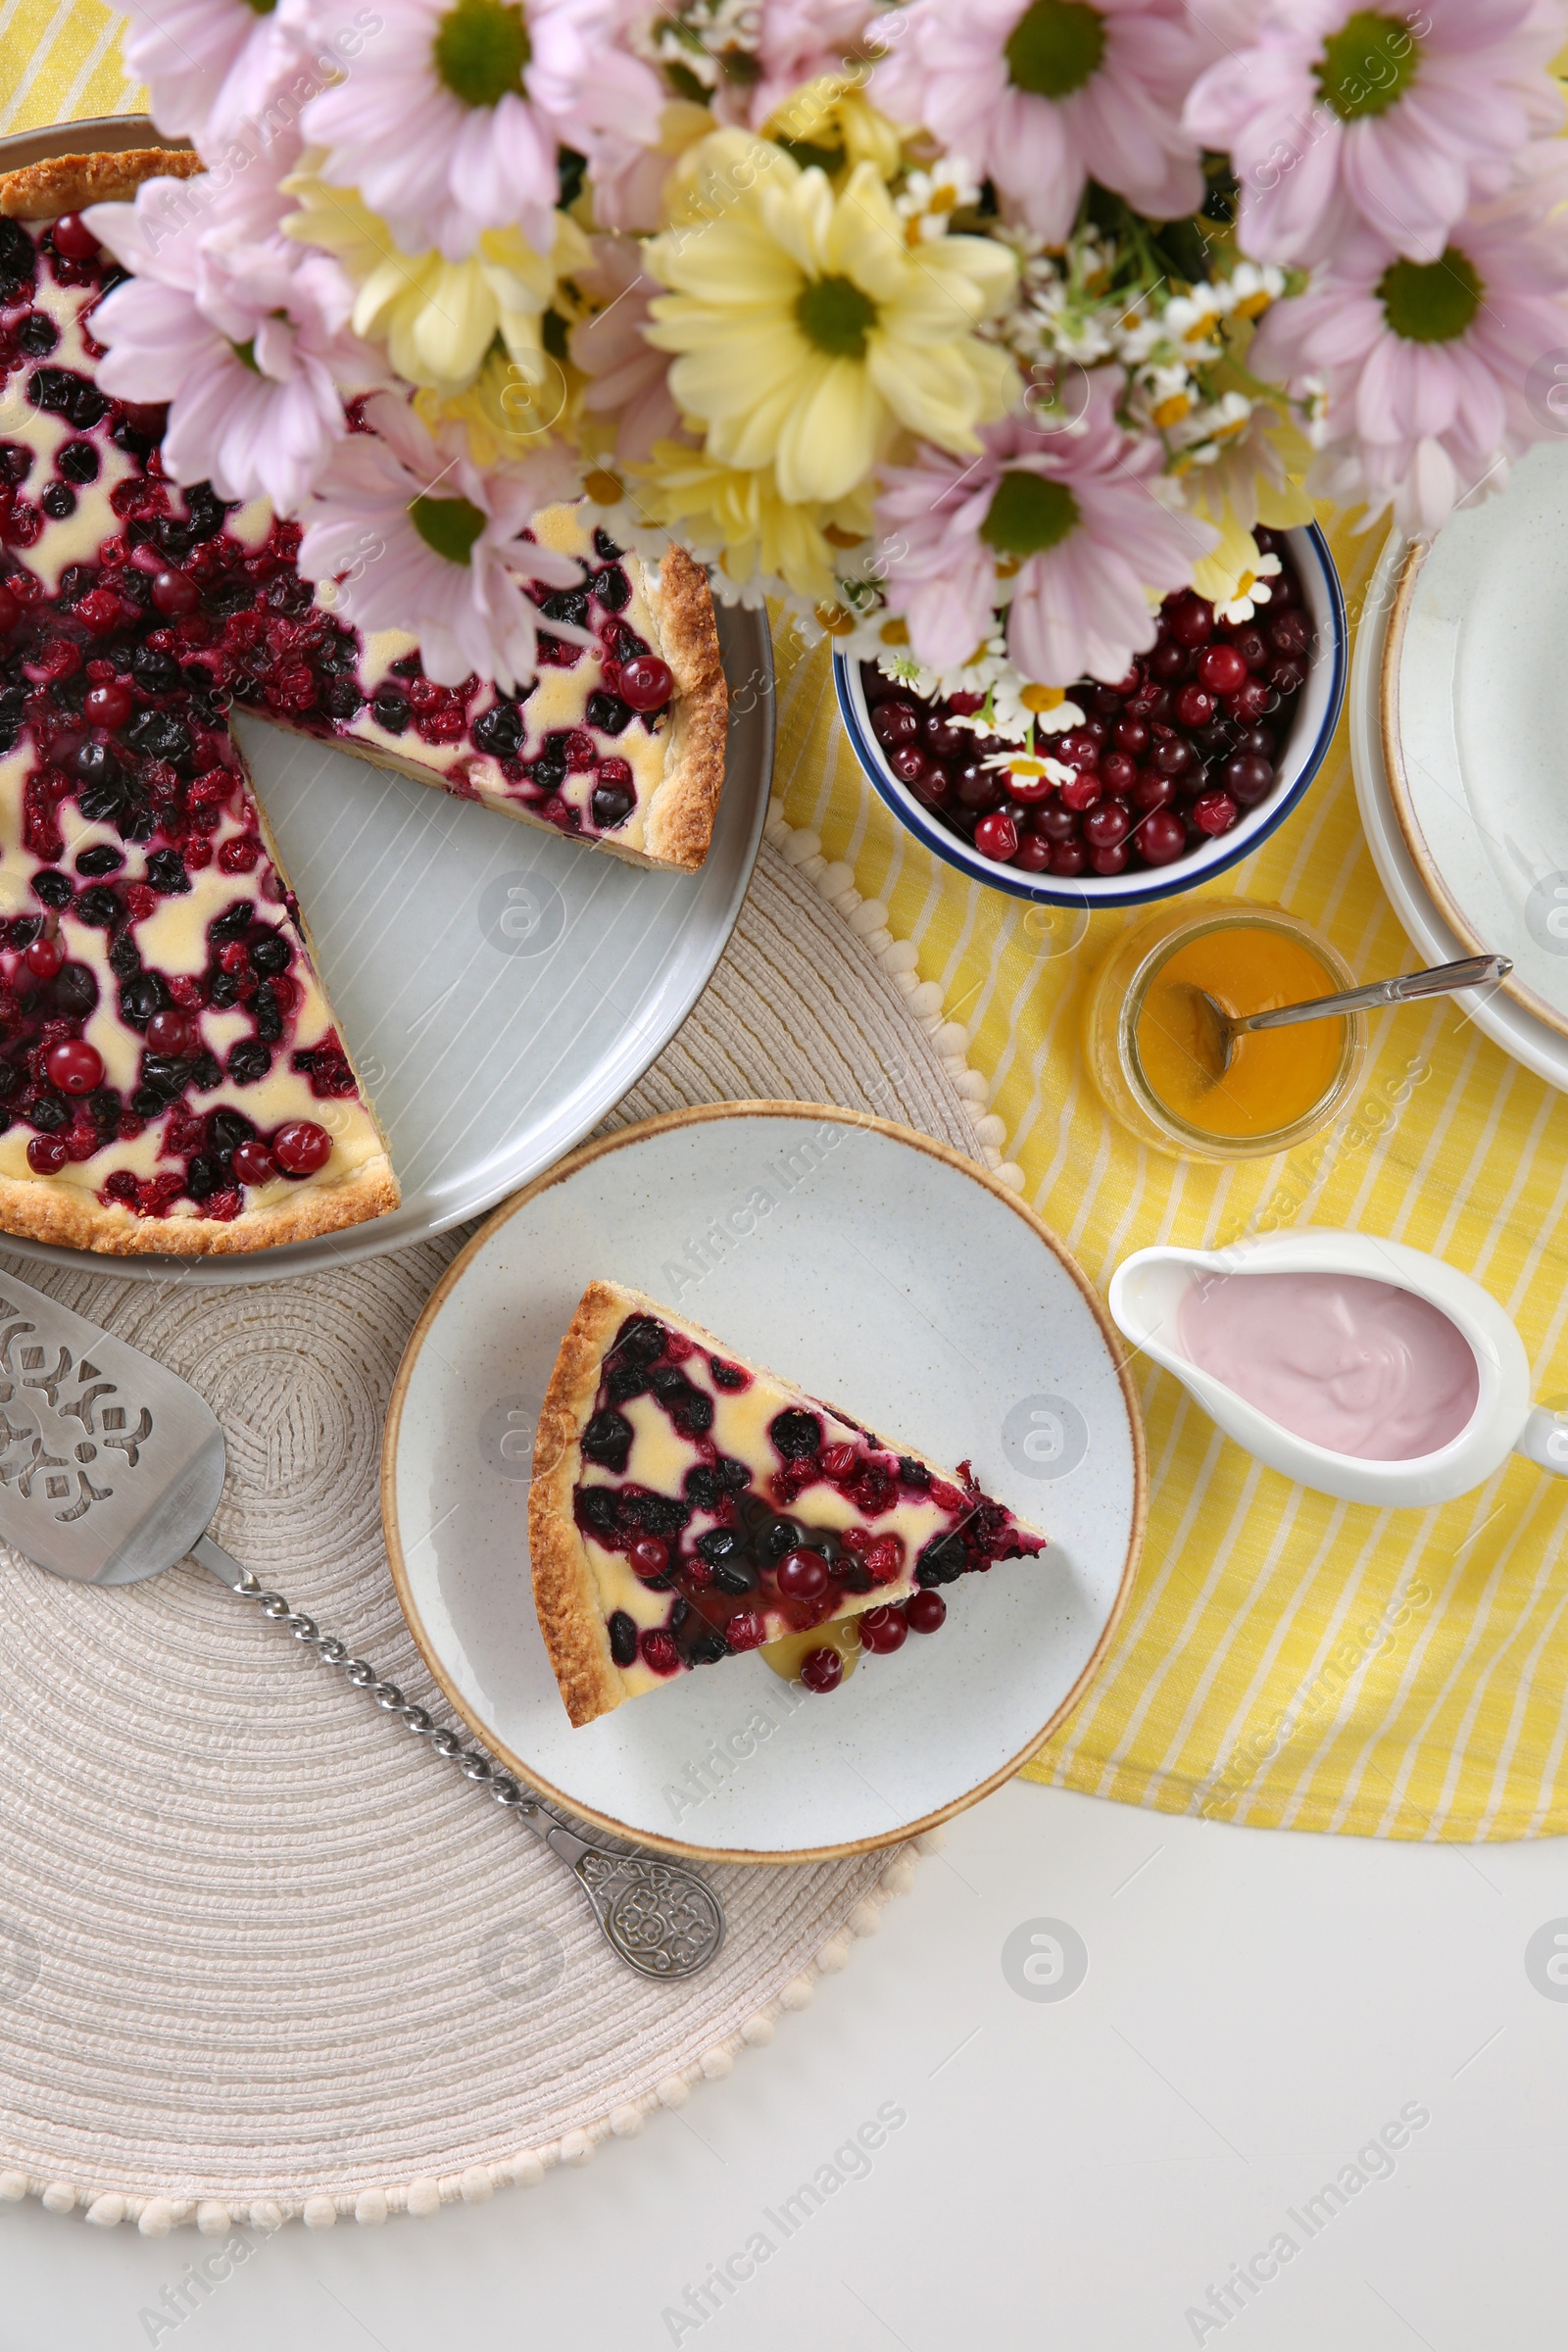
[529, 1280, 1051, 1727]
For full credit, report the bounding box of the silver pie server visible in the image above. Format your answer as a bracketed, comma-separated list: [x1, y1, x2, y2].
[0, 1269, 723, 1982]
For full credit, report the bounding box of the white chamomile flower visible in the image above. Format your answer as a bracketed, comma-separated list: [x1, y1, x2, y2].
[1225, 261, 1286, 321]
[989, 673, 1084, 741]
[1162, 287, 1227, 348]
[1214, 550, 1282, 624]
[981, 750, 1075, 787]
[896, 158, 983, 245]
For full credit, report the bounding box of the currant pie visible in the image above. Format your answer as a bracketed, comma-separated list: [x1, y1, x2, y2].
[529, 1281, 1050, 1727]
[0, 151, 727, 1252]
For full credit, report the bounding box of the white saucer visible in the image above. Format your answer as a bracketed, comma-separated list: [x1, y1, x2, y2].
[381, 1105, 1146, 1861]
[1381, 441, 1568, 1041]
[1350, 514, 1568, 1096]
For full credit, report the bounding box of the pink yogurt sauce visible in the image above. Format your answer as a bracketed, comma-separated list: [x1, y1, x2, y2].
[1177, 1271, 1479, 1461]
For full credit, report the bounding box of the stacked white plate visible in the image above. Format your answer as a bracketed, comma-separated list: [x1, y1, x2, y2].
[1352, 439, 1568, 1093]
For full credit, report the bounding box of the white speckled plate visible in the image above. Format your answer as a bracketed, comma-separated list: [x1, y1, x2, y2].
[1382, 439, 1568, 1042]
[381, 1104, 1146, 1861]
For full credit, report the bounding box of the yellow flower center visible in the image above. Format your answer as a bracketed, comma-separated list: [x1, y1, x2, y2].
[796, 273, 879, 361]
[584, 468, 625, 505]
[1004, 0, 1106, 99]
[432, 0, 531, 110]
[1020, 684, 1066, 712]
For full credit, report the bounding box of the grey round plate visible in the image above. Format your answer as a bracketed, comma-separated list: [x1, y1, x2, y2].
[0, 119, 773, 1285]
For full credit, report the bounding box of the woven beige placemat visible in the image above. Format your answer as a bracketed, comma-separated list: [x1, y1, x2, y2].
[0, 824, 1006, 2232]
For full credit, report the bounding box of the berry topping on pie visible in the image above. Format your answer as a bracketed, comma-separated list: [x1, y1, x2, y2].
[529, 1280, 1049, 1727]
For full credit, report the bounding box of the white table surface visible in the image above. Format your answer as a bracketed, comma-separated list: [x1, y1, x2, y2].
[7, 1778, 1564, 2351]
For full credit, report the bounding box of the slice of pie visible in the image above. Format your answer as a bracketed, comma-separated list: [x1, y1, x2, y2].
[0, 158, 395, 1250]
[0, 150, 729, 1251]
[529, 1281, 1050, 1727]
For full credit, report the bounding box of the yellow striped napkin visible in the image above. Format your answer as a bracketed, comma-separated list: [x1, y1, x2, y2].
[9, 64, 1568, 1840]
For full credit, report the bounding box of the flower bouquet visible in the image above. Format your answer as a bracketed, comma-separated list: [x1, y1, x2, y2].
[89, 0, 1568, 874]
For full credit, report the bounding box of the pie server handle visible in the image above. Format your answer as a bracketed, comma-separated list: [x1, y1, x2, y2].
[191, 1536, 725, 1981]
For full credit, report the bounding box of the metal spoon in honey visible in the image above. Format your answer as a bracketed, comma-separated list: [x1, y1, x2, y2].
[1177, 952, 1512, 1082]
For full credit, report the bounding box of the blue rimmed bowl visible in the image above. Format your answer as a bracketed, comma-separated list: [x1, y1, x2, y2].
[833, 521, 1348, 911]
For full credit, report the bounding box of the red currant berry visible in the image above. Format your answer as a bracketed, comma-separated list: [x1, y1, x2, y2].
[1167, 595, 1213, 648]
[1099, 751, 1137, 794]
[1223, 752, 1275, 806]
[1089, 844, 1129, 875]
[776, 1547, 828, 1600]
[1226, 676, 1274, 723]
[1057, 731, 1099, 768]
[1232, 626, 1269, 671]
[84, 681, 132, 727]
[726, 1610, 767, 1651]
[1138, 809, 1188, 865]
[1173, 684, 1214, 728]
[871, 699, 919, 747]
[144, 1008, 195, 1054]
[1197, 642, 1247, 695]
[640, 1629, 681, 1675]
[24, 936, 63, 978]
[150, 569, 199, 617]
[820, 1442, 858, 1479]
[1151, 735, 1195, 778]
[616, 655, 674, 711]
[864, 1535, 904, 1585]
[1133, 769, 1176, 812]
[1113, 716, 1149, 756]
[45, 1039, 104, 1095]
[231, 1140, 277, 1185]
[1012, 834, 1053, 873]
[1051, 843, 1088, 877]
[26, 1134, 70, 1175]
[799, 1646, 843, 1693]
[219, 940, 250, 974]
[954, 762, 1003, 811]
[1268, 657, 1305, 695]
[904, 1591, 947, 1635]
[922, 712, 967, 760]
[1058, 772, 1102, 812]
[858, 1605, 908, 1655]
[973, 810, 1018, 863]
[1004, 769, 1054, 807]
[1269, 610, 1312, 657]
[631, 1537, 669, 1577]
[1190, 791, 1239, 837]
[51, 213, 100, 260]
[1034, 802, 1079, 844]
[1150, 639, 1188, 680]
[1082, 800, 1131, 851]
[271, 1119, 332, 1175]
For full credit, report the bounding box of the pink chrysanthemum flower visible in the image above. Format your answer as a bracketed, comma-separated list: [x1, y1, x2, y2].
[876, 378, 1215, 685]
[1250, 154, 1568, 535]
[117, 0, 318, 152]
[1186, 0, 1565, 268]
[569, 238, 683, 466]
[870, 0, 1203, 242]
[746, 0, 881, 123]
[86, 174, 373, 515]
[298, 395, 588, 691]
[304, 0, 662, 262]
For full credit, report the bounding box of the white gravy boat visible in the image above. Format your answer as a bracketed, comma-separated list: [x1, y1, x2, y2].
[1108, 1229, 1568, 1506]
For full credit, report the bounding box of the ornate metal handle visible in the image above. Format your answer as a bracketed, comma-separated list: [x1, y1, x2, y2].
[192, 1537, 724, 1981]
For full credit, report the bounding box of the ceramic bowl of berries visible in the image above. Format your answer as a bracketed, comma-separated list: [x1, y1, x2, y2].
[834, 525, 1347, 908]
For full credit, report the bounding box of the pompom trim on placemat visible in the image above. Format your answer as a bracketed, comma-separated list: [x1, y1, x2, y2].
[0, 1833, 938, 2231]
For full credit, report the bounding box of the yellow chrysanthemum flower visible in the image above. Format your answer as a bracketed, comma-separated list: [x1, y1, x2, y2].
[630, 438, 873, 604]
[763, 77, 906, 182]
[416, 337, 587, 468]
[644, 133, 1017, 505]
[283, 172, 592, 397]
